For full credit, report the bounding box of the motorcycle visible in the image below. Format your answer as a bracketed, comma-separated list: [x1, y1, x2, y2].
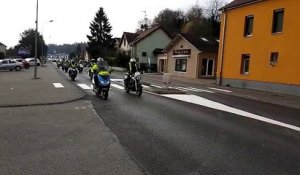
[78, 63, 84, 74]
[57, 61, 62, 69]
[64, 65, 69, 73]
[92, 72, 110, 100]
[68, 67, 78, 81]
[123, 72, 143, 96]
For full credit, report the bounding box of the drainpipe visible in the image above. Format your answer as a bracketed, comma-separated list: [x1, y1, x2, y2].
[219, 9, 227, 86]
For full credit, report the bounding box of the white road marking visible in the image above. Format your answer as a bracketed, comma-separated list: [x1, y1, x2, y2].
[162, 94, 300, 132]
[142, 85, 150, 88]
[151, 85, 163, 89]
[209, 87, 232, 93]
[77, 84, 92, 90]
[186, 87, 214, 93]
[111, 83, 124, 89]
[53, 83, 64, 88]
[171, 86, 214, 93]
[111, 78, 123, 82]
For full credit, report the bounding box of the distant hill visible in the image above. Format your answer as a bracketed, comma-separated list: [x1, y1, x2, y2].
[47, 43, 87, 54]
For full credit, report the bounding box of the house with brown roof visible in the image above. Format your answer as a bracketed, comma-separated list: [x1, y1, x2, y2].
[162, 33, 219, 79]
[129, 25, 172, 72]
[119, 32, 138, 56]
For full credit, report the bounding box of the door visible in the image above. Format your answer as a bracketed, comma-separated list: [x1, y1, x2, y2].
[159, 59, 166, 73]
[201, 58, 214, 77]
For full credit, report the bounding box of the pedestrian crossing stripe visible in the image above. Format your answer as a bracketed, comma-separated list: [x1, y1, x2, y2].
[77, 84, 92, 90]
[53, 83, 64, 88]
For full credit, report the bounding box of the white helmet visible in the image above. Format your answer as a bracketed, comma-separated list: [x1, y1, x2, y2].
[97, 57, 104, 62]
[130, 58, 136, 62]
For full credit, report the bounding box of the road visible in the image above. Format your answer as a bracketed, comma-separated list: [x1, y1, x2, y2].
[57, 65, 300, 175]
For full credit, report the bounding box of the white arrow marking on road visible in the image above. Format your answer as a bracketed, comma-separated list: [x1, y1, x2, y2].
[209, 87, 232, 93]
[162, 94, 300, 132]
[77, 84, 92, 90]
[111, 83, 124, 90]
[53, 83, 64, 88]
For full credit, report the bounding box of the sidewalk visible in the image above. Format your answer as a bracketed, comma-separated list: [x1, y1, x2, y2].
[0, 63, 85, 107]
[141, 74, 300, 110]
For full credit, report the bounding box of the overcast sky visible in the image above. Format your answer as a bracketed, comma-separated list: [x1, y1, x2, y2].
[0, 0, 230, 48]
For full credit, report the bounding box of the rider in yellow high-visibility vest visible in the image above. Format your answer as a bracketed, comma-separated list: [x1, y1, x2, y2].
[91, 57, 110, 87]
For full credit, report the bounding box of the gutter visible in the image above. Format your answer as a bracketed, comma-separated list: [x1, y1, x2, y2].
[219, 9, 227, 86]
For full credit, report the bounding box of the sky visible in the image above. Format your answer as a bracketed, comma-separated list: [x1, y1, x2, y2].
[0, 0, 229, 48]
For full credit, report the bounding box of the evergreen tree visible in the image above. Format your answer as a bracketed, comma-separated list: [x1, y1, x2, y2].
[86, 7, 114, 58]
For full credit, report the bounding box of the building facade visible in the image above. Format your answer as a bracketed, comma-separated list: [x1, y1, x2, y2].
[130, 26, 172, 72]
[0, 42, 7, 57]
[217, 0, 300, 95]
[163, 33, 219, 79]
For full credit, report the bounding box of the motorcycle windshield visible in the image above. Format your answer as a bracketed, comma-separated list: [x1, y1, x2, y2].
[97, 61, 110, 72]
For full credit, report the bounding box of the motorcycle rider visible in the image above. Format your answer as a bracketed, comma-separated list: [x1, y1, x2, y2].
[69, 59, 78, 69]
[125, 58, 138, 86]
[91, 57, 110, 89]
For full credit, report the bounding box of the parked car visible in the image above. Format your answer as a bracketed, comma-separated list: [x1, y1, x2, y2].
[14, 58, 30, 69]
[0, 59, 24, 71]
[25, 58, 41, 66]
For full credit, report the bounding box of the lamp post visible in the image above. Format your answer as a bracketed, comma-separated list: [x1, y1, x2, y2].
[34, 0, 39, 79]
[41, 20, 54, 67]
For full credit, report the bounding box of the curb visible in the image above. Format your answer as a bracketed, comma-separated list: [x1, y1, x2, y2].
[0, 94, 86, 108]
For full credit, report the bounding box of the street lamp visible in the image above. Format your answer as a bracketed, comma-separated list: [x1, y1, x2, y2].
[34, 0, 39, 79]
[41, 20, 54, 67]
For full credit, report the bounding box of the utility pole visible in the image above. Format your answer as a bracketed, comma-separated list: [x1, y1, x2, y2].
[34, 0, 39, 79]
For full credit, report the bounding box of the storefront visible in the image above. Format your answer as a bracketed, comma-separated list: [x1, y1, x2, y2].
[164, 33, 219, 79]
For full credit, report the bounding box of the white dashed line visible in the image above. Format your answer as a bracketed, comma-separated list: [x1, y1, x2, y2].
[77, 84, 92, 90]
[111, 83, 124, 90]
[161, 94, 300, 132]
[53, 83, 64, 88]
[209, 87, 232, 93]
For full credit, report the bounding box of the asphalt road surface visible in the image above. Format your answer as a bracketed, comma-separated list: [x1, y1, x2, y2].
[57, 66, 300, 175]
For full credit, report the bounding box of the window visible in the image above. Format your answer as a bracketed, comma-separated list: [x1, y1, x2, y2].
[175, 59, 187, 72]
[241, 54, 250, 74]
[244, 16, 254, 36]
[142, 52, 147, 57]
[270, 52, 278, 66]
[272, 9, 284, 33]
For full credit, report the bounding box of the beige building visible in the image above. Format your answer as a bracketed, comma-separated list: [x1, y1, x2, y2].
[161, 33, 219, 79]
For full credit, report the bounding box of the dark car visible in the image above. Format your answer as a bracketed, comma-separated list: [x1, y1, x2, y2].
[14, 58, 30, 69]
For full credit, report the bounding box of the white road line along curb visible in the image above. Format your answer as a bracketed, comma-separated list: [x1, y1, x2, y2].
[161, 94, 300, 132]
[209, 87, 232, 93]
[53, 83, 64, 88]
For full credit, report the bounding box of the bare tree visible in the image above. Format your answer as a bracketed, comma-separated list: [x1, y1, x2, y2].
[205, 0, 226, 22]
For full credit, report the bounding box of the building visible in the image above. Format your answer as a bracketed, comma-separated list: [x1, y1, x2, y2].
[119, 32, 138, 56]
[217, 0, 300, 95]
[162, 33, 219, 79]
[0, 42, 7, 57]
[130, 25, 172, 72]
